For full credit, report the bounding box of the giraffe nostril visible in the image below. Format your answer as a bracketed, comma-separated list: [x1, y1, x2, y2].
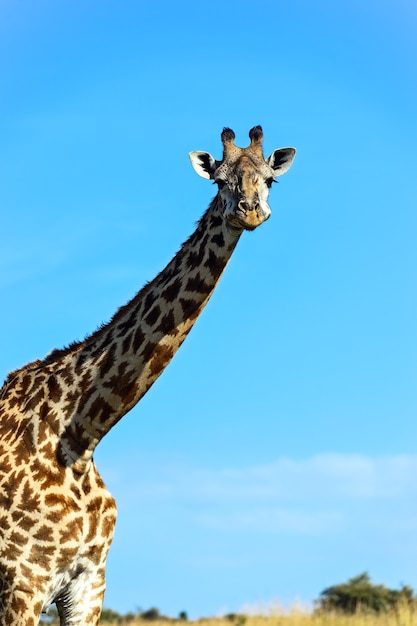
[237, 200, 249, 214]
[238, 199, 259, 213]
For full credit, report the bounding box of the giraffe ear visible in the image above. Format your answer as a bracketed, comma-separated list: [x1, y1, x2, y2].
[266, 147, 296, 177]
[189, 151, 217, 179]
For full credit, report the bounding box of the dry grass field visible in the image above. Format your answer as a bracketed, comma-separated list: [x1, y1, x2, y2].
[94, 604, 417, 626]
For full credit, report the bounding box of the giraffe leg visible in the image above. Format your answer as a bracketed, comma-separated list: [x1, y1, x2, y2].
[0, 580, 44, 626]
[55, 568, 107, 626]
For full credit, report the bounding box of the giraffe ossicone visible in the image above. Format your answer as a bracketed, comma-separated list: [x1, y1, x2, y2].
[0, 127, 295, 625]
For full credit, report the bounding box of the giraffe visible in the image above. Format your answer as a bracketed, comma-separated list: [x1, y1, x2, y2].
[0, 126, 295, 625]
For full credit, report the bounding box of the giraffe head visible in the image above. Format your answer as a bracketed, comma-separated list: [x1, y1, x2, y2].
[189, 126, 296, 231]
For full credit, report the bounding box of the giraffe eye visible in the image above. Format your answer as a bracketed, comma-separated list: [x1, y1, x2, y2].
[266, 178, 275, 189]
[216, 180, 227, 190]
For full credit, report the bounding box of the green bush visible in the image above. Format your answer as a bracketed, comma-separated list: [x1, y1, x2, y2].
[140, 607, 162, 621]
[317, 572, 417, 614]
[225, 613, 247, 626]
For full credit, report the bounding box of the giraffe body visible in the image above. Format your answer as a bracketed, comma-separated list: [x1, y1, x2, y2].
[0, 127, 295, 624]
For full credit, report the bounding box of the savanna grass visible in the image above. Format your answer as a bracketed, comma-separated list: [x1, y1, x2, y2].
[97, 602, 417, 626]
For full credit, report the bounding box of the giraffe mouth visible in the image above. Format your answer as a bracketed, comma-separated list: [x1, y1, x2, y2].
[228, 206, 270, 231]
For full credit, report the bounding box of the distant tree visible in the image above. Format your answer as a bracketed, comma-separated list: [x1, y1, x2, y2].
[317, 572, 417, 614]
[141, 607, 161, 621]
[178, 611, 188, 620]
[100, 607, 124, 622]
[124, 612, 138, 623]
[99, 607, 142, 623]
[225, 613, 247, 626]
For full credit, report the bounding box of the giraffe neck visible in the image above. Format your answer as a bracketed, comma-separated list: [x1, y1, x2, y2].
[4, 195, 242, 470]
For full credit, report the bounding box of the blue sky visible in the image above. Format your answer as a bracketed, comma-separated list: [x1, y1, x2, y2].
[1, 0, 417, 618]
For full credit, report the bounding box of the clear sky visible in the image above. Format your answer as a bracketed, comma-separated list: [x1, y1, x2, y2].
[1, 0, 416, 619]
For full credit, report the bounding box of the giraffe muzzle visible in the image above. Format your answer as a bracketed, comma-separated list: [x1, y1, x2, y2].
[230, 199, 271, 231]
